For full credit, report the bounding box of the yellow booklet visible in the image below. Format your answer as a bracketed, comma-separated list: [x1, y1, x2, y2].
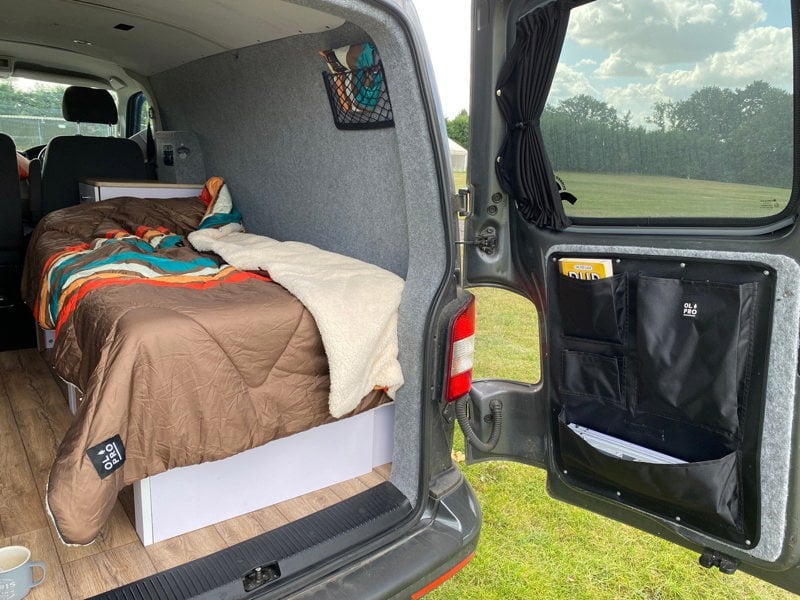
[558, 257, 614, 280]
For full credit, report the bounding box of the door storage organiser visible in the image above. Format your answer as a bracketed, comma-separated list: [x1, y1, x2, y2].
[549, 256, 774, 546]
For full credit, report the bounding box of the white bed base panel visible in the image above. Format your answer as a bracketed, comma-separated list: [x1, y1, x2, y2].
[134, 402, 395, 546]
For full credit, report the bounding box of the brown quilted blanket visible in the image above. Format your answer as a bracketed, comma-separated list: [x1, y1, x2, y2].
[23, 198, 386, 545]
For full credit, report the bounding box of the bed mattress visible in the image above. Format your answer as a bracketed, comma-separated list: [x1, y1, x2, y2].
[22, 197, 388, 545]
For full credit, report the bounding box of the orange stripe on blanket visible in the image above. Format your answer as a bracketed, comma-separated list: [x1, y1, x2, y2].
[54, 271, 137, 321]
[35, 243, 93, 324]
[40, 243, 91, 277]
[54, 269, 270, 335]
[54, 266, 269, 317]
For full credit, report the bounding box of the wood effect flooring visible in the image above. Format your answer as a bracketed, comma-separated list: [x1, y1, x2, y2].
[0, 349, 390, 599]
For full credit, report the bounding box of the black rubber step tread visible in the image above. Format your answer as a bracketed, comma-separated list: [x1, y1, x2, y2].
[91, 481, 410, 600]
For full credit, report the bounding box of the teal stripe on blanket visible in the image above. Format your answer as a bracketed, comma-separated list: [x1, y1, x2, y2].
[199, 208, 242, 229]
[47, 240, 220, 323]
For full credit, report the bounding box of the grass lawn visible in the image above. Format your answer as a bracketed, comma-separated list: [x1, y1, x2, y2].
[453, 170, 789, 219]
[557, 171, 790, 219]
[454, 171, 466, 191]
[427, 173, 793, 598]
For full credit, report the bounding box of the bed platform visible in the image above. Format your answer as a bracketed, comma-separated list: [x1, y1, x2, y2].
[36, 328, 395, 545]
[134, 402, 394, 545]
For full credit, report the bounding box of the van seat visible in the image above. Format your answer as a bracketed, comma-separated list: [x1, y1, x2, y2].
[36, 87, 147, 219]
[0, 132, 22, 260]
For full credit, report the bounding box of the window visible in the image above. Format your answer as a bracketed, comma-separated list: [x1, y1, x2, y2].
[127, 92, 151, 134]
[542, 0, 793, 220]
[0, 78, 117, 151]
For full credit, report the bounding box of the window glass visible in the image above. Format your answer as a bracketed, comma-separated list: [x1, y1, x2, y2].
[0, 77, 116, 151]
[543, 0, 793, 220]
[130, 92, 150, 134]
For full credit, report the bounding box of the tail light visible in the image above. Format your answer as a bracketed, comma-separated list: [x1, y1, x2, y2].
[446, 295, 476, 401]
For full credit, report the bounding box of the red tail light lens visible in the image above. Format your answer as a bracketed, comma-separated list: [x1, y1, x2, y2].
[446, 296, 475, 401]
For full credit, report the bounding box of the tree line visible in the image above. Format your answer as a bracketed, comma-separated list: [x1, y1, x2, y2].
[446, 80, 792, 189]
[0, 81, 113, 149]
[0, 81, 63, 117]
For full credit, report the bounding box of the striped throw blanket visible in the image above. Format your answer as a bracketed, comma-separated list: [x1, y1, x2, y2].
[35, 226, 260, 333]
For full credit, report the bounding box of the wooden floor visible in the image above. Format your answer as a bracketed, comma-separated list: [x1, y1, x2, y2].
[0, 349, 390, 599]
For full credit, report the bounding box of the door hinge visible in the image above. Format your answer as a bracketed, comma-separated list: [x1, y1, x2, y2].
[457, 226, 498, 255]
[455, 187, 472, 217]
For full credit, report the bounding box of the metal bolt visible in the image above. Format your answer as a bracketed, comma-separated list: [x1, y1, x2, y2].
[763, 270, 770, 276]
[491, 192, 502, 203]
[680, 262, 686, 268]
[487, 205, 498, 215]
[496, 89, 502, 97]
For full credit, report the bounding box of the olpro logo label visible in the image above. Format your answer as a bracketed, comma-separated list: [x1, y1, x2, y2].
[683, 301, 698, 318]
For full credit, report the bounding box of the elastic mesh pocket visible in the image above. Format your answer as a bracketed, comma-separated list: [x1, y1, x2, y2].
[322, 62, 394, 130]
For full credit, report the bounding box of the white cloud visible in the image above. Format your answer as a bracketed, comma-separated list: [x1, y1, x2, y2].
[658, 26, 792, 91]
[568, 0, 766, 64]
[595, 51, 649, 78]
[563, 23, 791, 127]
[550, 63, 600, 100]
[599, 82, 671, 124]
[553, 1, 790, 127]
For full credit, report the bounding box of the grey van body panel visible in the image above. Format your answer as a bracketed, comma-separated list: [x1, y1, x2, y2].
[150, 0, 453, 506]
[288, 471, 480, 599]
[468, 223, 800, 569]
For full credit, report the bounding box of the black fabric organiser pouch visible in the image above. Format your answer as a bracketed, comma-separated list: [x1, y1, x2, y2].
[636, 276, 756, 436]
[550, 258, 772, 546]
[557, 272, 627, 343]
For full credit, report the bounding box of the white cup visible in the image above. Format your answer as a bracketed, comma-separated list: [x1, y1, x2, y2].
[0, 546, 45, 600]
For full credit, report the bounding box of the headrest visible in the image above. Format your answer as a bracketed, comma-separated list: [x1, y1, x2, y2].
[62, 86, 118, 125]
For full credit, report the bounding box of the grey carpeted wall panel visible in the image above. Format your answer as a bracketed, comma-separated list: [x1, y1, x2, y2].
[150, 1, 450, 505]
[550, 243, 800, 563]
[149, 23, 408, 276]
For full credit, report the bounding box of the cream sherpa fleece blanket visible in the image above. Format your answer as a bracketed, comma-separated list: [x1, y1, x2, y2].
[189, 225, 404, 417]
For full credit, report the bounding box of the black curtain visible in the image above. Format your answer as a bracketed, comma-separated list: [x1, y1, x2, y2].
[495, 1, 576, 230]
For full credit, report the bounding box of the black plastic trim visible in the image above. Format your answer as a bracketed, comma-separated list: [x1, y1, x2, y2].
[566, 216, 797, 238]
[292, 468, 481, 600]
[90, 483, 411, 600]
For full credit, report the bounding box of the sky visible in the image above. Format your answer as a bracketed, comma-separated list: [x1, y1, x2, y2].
[415, 0, 792, 124]
[414, 1, 472, 119]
